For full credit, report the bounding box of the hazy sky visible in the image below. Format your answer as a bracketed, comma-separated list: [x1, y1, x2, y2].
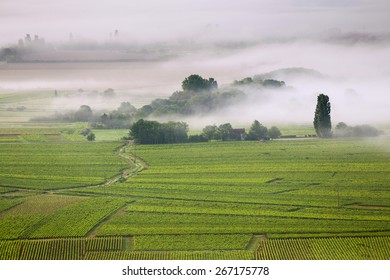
[1, 0, 390, 125]
[1, 0, 390, 44]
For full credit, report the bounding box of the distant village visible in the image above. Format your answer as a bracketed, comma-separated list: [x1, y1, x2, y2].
[0, 30, 175, 63]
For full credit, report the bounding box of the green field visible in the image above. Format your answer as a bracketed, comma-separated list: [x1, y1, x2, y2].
[0, 131, 389, 259]
[0, 142, 127, 190]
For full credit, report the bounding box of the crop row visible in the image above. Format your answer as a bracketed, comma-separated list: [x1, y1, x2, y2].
[257, 236, 390, 260]
[85, 250, 254, 260]
[1, 236, 388, 260]
[88, 140, 390, 240]
[124, 198, 390, 223]
[0, 142, 127, 190]
[28, 197, 127, 238]
[0, 237, 123, 260]
[97, 211, 390, 237]
[133, 234, 252, 251]
[0, 198, 22, 213]
[0, 196, 127, 239]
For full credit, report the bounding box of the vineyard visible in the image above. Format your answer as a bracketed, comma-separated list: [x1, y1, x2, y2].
[0, 142, 127, 190]
[0, 132, 389, 259]
[0, 236, 389, 260]
[257, 236, 390, 260]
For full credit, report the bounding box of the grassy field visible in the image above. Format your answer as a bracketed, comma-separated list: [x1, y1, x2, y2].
[0, 142, 127, 190]
[0, 130, 389, 259]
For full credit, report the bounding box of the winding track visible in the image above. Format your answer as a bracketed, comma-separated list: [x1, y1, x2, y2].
[95, 141, 147, 189]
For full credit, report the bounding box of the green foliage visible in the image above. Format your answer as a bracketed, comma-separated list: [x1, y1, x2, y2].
[268, 126, 281, 139]
[31, 102, 135, 129]
[233, 77, 285, 88]
[181, 74, 218, 92]
[144, 88, 244, 116]
[335, 122, 383, 137]
[201, 123, 245, 141]
[262, 79, 286, 88]
[135, 75, 243, 117]
[200, 121, 281, 141]
[74, 105, 93, 122]
[233, 77, 253, 85]
[202, 125, 218, 140]
[86, 132, 95, 141]
[314, 93, 332, 138]
[135, 105, 153, 119]
[217, 123, 233, 141]
[130, 119, 188, 144]
[246, 120, 268, 140]
[188, 134, 208, 143]
[95, 102, 136, 129]
[130, 119, 161, 144]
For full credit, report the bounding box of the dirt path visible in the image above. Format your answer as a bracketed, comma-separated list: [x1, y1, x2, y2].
[245, 234, 268, 251]
[84, 142, 146, 237]
[95, 141, 147, 189]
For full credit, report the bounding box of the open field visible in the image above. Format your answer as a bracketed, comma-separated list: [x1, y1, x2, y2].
[0, 130, 389, 259]
[0, 142, 128, 190]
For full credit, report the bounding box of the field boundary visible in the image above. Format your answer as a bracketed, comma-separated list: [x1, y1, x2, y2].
[86, 203, 131, 238]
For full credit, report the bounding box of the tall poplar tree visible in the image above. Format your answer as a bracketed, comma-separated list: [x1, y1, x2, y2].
[314, 93, 332, 138]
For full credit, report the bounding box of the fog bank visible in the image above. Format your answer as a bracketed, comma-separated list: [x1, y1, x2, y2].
[1, 0, 390, 126]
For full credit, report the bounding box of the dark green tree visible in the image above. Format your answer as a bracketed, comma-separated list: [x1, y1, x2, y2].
[130, 119, 161, 144]
[86, 132, 95, 141]
[117, 102, 137, 115]
[246, 120, 268, 140]
[335, 122, 383, 138]
[103, 88, 115, 98]
[161, 121, 189, 144]
[268, 126, 281, 139]
[130, 119, 188, 144]
[135, 105, 153, 119]
[182, 74, 218, 92]
[74, 105, 93, 122]
[217, 123, 233, 141]
[262, 79, 286, 88]
[202, 125, 218, 140]
[314, 94, 332, 138]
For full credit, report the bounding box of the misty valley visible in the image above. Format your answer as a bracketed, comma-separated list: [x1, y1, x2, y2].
[1, 6, 390, 261]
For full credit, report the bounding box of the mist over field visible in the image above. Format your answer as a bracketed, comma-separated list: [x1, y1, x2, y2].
[1, 0, 390, 126]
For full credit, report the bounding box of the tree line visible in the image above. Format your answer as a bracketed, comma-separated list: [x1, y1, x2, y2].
[129, 119, 282, 144]
[30, 74, 286, 129]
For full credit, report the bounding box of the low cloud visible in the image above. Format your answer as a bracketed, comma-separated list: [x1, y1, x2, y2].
[1, 0, 389, 127]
